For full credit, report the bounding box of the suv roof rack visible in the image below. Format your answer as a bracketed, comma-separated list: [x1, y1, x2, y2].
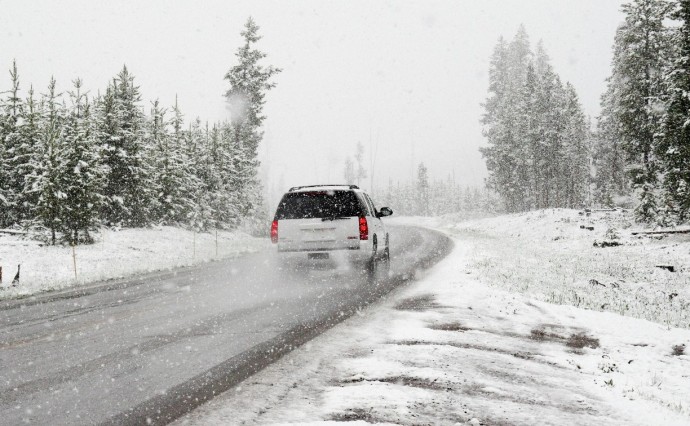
[289, 184, 359, 192]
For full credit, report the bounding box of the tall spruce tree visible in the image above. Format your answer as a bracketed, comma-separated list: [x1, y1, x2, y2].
[209, 122, 241, 227]
[535, 56, 568, 208]
[594, 76, 629, 206]
[29, 78, 65, 244]
[100, 66, 153, 227]
[561, 83, 591, 208]
[480, 36, 519, 211]
[609, 0, 673, 221]
[0, 61, 24, 226]
[60, 79, 105, 243]
[16, 86, 42, 222]
[416, 162, 430, 215]
[224, 17, 280, 224]
[148, 99, 198, 225]
[184, 117, 208, 229]
[657, 0, 690, 220]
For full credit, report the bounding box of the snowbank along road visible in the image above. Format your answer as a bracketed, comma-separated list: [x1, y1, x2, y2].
[0, 225, 452, 425]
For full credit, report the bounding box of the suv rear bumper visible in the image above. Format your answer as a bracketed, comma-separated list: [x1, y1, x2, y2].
[275, 240, 374, 264]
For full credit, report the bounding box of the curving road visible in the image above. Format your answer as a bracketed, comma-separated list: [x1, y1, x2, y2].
[0, 225, 452, 425]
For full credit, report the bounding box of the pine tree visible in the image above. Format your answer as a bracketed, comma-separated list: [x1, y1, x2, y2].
[60, 79, 105, 243]
[516, 62, 539, 210]
[534, 52, 567, 208]
[0, 60, 24, 227]
[148, 99, 198, 225]
[480, 36, 519, 211]
[100, 66, 153, 227]
[610, 0, 673, 221]
[15, 86, 43, 222]
[561, 83, 591, 208]
[184, 117, 208, 229]
[594, 77, 629, 206]
[29, 78, 65, 244]
[657, 0, 690, 220]
[224, 17, 280, 227]
[416, 162, 429, 215]
[207, 122, 240, 228]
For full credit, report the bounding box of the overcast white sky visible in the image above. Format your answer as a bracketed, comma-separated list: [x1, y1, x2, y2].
[1, 0, 624, 203]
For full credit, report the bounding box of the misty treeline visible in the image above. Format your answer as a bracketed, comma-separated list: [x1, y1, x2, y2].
[595, 0, 690, 224]
[480, 26, 591, 213]
[342, 146, 496, 216]
[377, 163, 497, 217]
[0, 18, 279, 244]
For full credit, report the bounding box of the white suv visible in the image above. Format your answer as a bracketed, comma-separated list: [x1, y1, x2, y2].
[270, 185, 393, 271]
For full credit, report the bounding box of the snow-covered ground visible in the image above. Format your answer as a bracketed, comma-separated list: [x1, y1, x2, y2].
[407, 209, 690, 329]
[175, 209, 690, 425]
[0, 227, 267, 299]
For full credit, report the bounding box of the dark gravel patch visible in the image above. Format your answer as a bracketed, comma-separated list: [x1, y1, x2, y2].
[395, 294, 447, 311]
[429, 322, 471, 332]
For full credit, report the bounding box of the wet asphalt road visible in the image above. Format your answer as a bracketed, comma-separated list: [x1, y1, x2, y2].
[0, 225, 452, 425]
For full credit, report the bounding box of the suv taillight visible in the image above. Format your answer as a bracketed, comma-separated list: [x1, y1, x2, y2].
[359, 216, 368, 240]
[271, 220, 279, 243]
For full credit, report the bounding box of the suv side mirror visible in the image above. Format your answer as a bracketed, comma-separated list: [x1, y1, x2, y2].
[377, 207, 393, 218]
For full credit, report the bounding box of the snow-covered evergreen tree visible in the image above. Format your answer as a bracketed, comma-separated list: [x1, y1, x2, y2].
[183, 117, 209, 229]
[534, 51, 567, 208]
[561, 83, 591, 208]
[206, 122, 240, 228]
[0, 61, 24, 226]
[416, 162, 430, 215]
[593, 77, 629, 207]
[14, 86, 43, 223]
[28, 78, 65, 244]
[60, 79, 105, 243]
[147, 99, 198, 225]
[224, 17, 280, 226]
[480, 36, 518, 211]
[100, 66, 153, 227]
[609, 0, 673, 221]
[657, 0, 690, 220]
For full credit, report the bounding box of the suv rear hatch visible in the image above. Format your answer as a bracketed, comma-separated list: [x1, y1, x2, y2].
[274, 190, 363, 252]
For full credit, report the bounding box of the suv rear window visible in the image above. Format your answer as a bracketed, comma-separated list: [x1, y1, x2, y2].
[275, 191, 363, 220]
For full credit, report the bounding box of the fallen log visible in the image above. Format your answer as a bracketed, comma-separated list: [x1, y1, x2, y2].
[0, 229, 28, 235]
[631, 229, 690, 236]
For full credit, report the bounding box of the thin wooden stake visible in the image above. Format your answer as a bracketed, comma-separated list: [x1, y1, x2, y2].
[193, 231, 196, 259]
[215, 229, 218, 257]
[72, 243, 78, 281]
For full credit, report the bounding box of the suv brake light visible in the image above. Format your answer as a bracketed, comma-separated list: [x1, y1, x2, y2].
[359, 216, 368, 240]
[271, 220, 279, 243]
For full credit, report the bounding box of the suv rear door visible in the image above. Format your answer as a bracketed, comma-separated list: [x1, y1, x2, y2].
[275, 190, 364, 252]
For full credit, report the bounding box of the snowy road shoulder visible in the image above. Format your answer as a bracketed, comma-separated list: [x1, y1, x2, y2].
[0, 226, 267, 300]
[174, 224, 690, 425]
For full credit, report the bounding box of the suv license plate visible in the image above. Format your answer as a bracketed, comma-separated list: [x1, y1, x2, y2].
[308, 253, 329, 260]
